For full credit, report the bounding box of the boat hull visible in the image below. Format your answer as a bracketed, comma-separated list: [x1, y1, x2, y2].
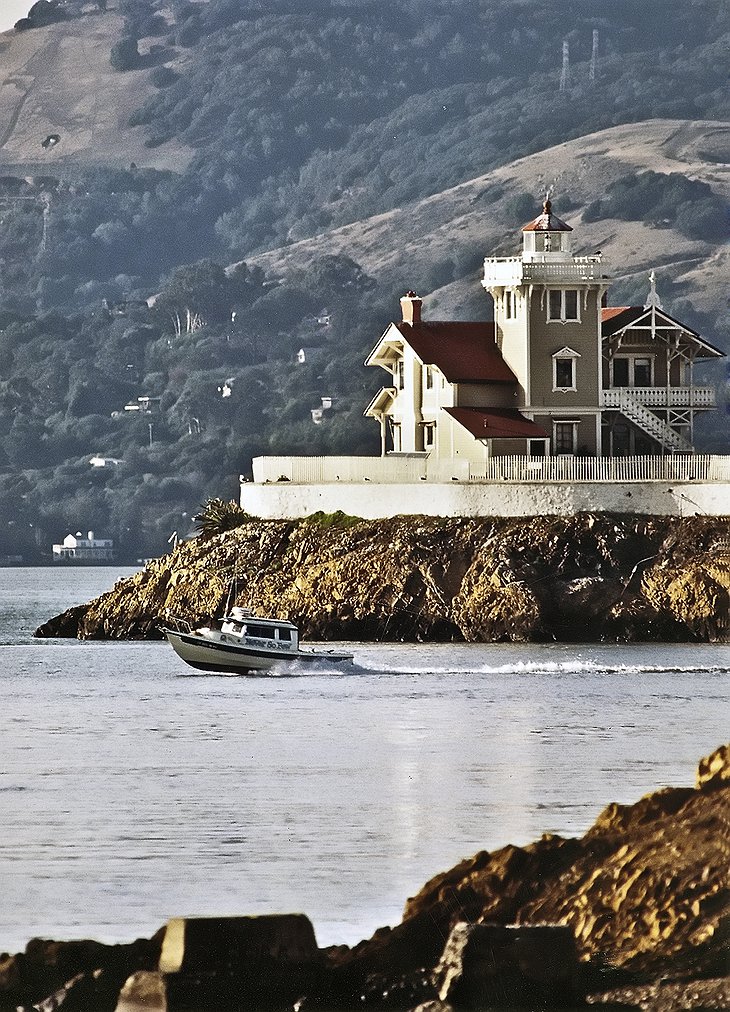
[163, 629, 353, 675]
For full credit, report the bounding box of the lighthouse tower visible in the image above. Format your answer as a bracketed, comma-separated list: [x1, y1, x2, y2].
[482, 199, 609, 455]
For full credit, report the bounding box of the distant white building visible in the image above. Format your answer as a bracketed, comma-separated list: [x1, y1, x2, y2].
[296, 347, 323, 365]
[123, 396, 160, 414]
[52, 531, 114, 563]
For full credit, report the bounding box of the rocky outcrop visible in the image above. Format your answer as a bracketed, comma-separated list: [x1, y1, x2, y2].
[35, 513, 730, 642]
[0, 934, 163, 1011]
[1, 746, 727, 1011]
[386, 746, 729, 986]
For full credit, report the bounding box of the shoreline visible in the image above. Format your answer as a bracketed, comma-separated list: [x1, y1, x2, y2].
[1, 745, 728, 1011]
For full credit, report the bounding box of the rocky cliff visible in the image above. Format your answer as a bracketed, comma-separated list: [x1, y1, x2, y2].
[36, 512, 730, 643]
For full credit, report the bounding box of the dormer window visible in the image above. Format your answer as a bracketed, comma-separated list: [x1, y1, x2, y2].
[548, 289, 579, 322]
[552, 347, 580, 391]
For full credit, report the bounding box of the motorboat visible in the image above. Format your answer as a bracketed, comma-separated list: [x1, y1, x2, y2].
[163, 606, 354, 674]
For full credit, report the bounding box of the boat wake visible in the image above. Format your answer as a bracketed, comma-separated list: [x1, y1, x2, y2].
[343, 657, 730, 678]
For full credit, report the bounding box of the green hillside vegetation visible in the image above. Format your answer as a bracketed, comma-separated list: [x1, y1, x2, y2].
[0, 0, 728, 560]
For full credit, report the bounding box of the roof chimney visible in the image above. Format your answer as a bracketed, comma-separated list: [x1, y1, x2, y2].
[400, 291, 422, 325]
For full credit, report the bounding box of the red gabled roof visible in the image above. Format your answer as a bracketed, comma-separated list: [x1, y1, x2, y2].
[601, 306, 634, 325]
[393, 321, 516, 383]
[445, 407, 549, 440]
[601, 305, 653, 335]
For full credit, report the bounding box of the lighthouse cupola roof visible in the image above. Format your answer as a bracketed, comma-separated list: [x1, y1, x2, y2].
[519, 198, 573, 260]
[522, 198, 573, 233]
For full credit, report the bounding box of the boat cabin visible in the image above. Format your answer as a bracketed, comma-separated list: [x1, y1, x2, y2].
[220, 607, 300, 651]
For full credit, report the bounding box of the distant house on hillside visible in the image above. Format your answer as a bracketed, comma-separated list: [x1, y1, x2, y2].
[296, 346, 324, 365]
[311, 395, 336, 424]
[52, 531, 114, 563]
[123, 395, 160, 414]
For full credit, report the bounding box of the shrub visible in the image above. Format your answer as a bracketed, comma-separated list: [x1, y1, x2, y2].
[194, 497, 251, 539]
[302, 510, 363, 530]
[150, 66, 180, 88]
[110, 36, 141, 71]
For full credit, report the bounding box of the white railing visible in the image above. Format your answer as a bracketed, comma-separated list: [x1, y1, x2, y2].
[481, 256, 523, 286]
[472, 454, 728, 482]
[251, 454, 730, 485]
[603, 387, 716, 408]
[523, 261, 603, 282]
[482, 255, 604, 286]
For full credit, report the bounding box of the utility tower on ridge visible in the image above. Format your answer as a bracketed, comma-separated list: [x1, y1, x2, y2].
[589, 30, 599, 83]
[559, 40, 570, 92]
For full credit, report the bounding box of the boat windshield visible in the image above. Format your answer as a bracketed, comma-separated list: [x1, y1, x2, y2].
[244, 623, 294, 643]
[246, 623, 277, 640]
[221, 617, 295, 644]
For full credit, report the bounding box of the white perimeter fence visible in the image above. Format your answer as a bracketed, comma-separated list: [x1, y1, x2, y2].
[251, 454, 730, 485]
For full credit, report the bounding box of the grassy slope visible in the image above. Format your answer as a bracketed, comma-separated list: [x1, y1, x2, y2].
[245, 118, 730, 329]
[0, 12, 192, 173]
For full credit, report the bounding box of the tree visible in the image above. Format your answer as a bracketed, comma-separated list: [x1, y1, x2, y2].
[110, 36, 141, 71]
[152, 260, 265, 335]
[26, 1, 67, 26]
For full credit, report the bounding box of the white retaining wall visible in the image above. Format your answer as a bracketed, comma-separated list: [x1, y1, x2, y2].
[240, 480, 730, 519]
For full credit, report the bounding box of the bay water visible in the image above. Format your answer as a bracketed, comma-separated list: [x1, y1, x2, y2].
[0, 566, 727, 954]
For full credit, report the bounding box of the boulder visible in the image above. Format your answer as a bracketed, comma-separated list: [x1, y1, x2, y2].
[117, 915, 323, 1011]
[115, 970, 166, 1011]
[431, 922, 585, 1010]
[158, 913, 319, 973]
[696, 743, 730, 790]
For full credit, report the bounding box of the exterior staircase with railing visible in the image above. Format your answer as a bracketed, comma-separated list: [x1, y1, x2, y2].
[604, 389, 694, 452]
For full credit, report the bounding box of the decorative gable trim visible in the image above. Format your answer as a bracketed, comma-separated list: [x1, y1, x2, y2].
[365, 322, 404, 370]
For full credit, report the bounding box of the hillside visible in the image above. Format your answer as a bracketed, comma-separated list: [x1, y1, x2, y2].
[0, 10, 193, 173]
[243, 119, 730, 323]
[0, 0, 728, 561]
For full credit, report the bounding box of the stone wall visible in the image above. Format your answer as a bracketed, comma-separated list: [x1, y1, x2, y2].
[240, 480, 729, 520]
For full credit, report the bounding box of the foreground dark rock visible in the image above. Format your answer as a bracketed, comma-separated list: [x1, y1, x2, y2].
[1, 746, 727, 1011]
[35, 513, 730, 643]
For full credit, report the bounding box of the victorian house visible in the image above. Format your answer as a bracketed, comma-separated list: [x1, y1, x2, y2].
[364, 201, 722, 462]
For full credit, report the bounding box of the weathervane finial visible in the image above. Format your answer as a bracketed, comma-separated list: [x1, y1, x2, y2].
[645, 269, 663, 310]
